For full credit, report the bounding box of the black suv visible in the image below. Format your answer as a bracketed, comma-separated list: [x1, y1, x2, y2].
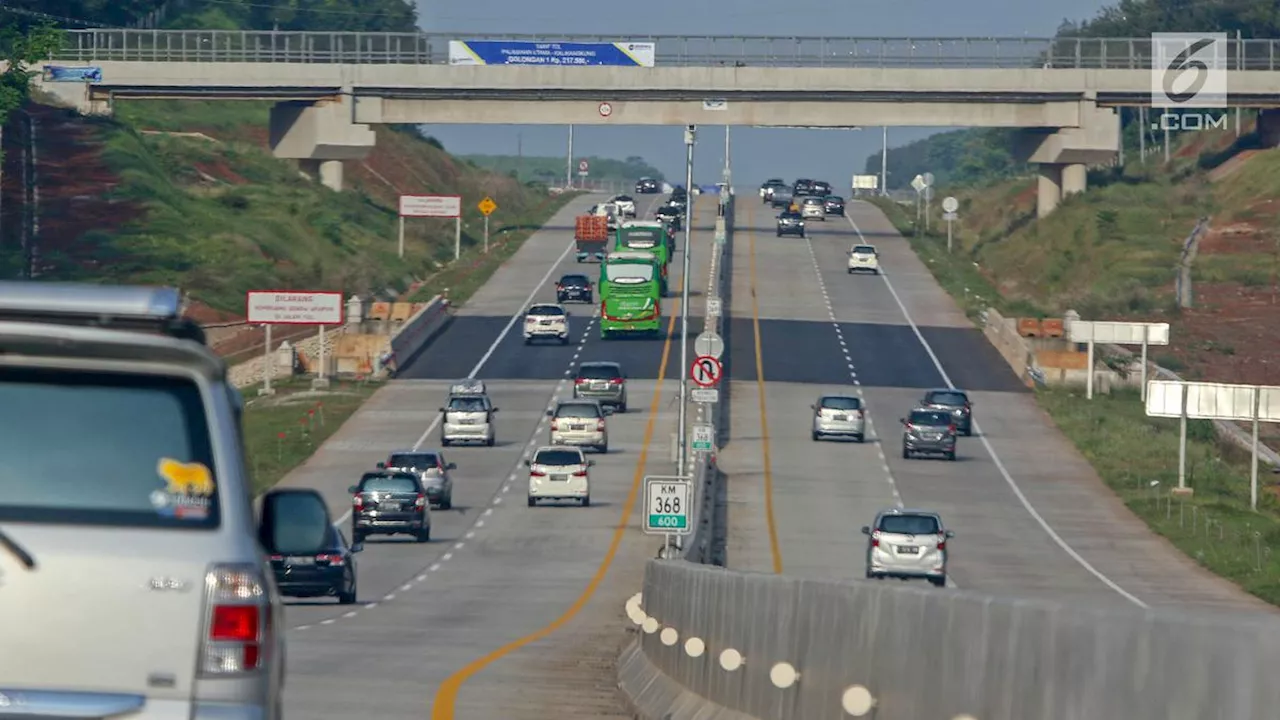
[824, 195, 846, 215]
[920, 388, 973, 435]
[556, 273, 594, 303]
[635, 177, 660, 193]
[793, 179, 816, 196]
[776, 211, 805, 237]
[350, 470, 431, 542]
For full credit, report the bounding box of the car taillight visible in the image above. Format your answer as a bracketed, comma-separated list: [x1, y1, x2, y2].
[551, 419, 559, 431]
[556, 284, 563, 290]
[936, 534, 946, 551]
[415, 493, 426, 508]
[949, 425, 957, 434]
[200, 564, 269, 676]
[352, 494, 363, 509]
[531, 469, 546, 477]
[870, 532, 880, 547]
[316, 553, 344, 565]
[575, 378, 588, 385]
[904, 424, 914, 432]
[608, 378, 624, 385]
[596, 419, 606, 430]
[572, 470, 587, 477]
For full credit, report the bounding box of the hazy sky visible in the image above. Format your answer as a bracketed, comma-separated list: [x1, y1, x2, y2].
[413, 0, 1111, 188]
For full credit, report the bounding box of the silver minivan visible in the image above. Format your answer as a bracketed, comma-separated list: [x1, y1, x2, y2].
[0, 282, 302, 718]
[811, 394, 866, 441]
[441, 381, 497, 446]
[862, 508, 953, 587]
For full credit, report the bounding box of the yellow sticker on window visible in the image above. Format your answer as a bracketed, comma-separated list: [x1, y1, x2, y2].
[157, 458, 215, 497]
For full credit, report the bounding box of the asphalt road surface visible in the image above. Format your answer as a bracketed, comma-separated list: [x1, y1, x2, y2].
[720, 197, 1271, 614]
[273, 192, 719, 719]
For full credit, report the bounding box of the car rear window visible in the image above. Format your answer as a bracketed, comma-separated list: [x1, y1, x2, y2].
[388, 453, 440, 470]
[820, 396, 862, 410]
[578, 364, 622, 380]
[534, 449, 583, 466]
[527, 306, 564, 316]
[0, 369, 220, 529]
[447, 397, 487, 412]
[556, 403, 601, 419]
[560, 275, 589, 286]
[853, 245, 876, 254]
[909, 410, 952, 425]
[359, 474, 418, 493]
[927, 391, 969, 405]
[803, 197, 823, 205]
[878, 514, 940, 535]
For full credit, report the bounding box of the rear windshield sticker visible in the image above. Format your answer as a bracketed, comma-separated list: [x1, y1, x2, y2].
[151, 458, 215, 520]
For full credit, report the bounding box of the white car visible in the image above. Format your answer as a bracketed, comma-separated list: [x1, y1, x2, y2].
[800, 196, 826, 220]
[526, 446, 594, 506]
[811, 394, 866, 442]
[523, 303, 569, 344]
[547, 399, 610, 453]
[862, 508, 952, 587]
[847, 244, 880, 274]
[594, 203, 620, 230]
[611, 195, 638, 218]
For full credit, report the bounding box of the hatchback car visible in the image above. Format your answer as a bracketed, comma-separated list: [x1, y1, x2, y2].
[267, 523, 360, 604]
[920, 388, 974, 435]
[548, 399, 611, 453]
[381, 450, 457, 509]
[573, 361, 628, 411]
[523, 303, 570, 344]
[900, 408, 958, 460]
[847, 244, 880, 274]
[635, 177, 660, 194]
[824, 195, 846, 215]
[862, 508, 953, 586]
[801, 196, 826, 220]
[526, 446, 595, 506]
[350, 470, 431, 542]
[556, 273, 594, 304]
[811, 394, 866, 441]
[611, 195, 638, 218]
[776, 211, 805, 238]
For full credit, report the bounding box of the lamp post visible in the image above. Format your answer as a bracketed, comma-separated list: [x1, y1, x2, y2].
[678, 125, 695, 478]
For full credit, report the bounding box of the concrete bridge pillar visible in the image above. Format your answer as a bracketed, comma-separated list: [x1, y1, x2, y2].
[1035, 163, 1088, 218]
[1016, 102, 1118, 218]
[269, 95, 375, 192]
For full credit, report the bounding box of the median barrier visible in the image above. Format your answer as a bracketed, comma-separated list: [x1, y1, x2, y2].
[622, 560, 1280, 720]
[386, 295, 452, 374]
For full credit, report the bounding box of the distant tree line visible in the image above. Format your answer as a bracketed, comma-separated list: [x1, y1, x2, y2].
[863, 0, 1269, 189]
[0, 0, 417, 32]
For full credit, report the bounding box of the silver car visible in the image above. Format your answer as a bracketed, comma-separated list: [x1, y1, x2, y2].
[900, 407, 958, 460]
[0, 281, 291, 718]
[862, 508, 953, 587]
[811, 394, 866, 442]
[800, 196, 826, 220]
[573, 361, 628, 411]
[382, 450, 457, 509]
[526, 446, 595, 507]
[920, 388, 973, 435]
[548, 399, 611, 453]
[440, 389, 497, 446]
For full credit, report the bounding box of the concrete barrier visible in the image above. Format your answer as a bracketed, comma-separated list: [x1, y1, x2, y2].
[386, 295, 452, 374]
[620, 560, 1280, 720]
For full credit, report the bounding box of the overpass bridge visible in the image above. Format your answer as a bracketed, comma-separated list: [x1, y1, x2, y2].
[37, 30, 1280, 214]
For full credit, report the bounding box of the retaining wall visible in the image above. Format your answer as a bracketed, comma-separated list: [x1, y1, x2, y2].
[386, 295, 452, 376]
[622, 561, 1280, 720]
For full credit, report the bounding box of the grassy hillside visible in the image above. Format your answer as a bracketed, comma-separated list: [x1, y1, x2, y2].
[2, 98, 571, 315]
[460, 153, 665, 187]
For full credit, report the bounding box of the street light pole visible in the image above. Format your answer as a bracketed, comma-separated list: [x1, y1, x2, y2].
[880, 126, 888, 196]
[678, 125, 695, 478]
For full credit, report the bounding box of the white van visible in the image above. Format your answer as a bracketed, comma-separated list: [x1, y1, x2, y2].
[440, 380, 497, 446]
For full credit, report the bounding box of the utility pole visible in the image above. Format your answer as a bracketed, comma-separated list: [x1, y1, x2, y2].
[678, 125, 695, 479]
[566, 124, 574, 189]
[880, 126, 888, 195]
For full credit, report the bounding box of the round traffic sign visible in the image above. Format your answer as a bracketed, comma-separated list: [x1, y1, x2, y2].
[942, 196, 958, 213]
[922, 172, 935, 187]
[578, 159, 589, 173]
[598, 101, 613, 117]
[693, 331, 723, 359]
[690, 355, 722, 387]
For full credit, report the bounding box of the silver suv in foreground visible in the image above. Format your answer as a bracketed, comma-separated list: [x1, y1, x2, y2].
[862, 508, 953, 587]
[0, 281, 314, 718]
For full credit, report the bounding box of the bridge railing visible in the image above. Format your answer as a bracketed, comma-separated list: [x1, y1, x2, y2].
[50, 30, 1280, 70]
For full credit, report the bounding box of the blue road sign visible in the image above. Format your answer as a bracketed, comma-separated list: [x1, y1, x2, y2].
[43, 66, 102, 82]
[448, 41, 655, 67]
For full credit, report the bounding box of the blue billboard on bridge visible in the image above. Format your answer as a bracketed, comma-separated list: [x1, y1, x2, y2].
[448, 41, 655, 67]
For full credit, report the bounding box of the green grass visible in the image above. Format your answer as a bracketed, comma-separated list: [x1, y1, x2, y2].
[241, 378, 382, 494]
[1038, 387, 1280, 604]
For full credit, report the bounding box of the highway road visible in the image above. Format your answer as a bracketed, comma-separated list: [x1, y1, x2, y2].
[720, 197, 1271, 613]
[272, 191, 717, 718]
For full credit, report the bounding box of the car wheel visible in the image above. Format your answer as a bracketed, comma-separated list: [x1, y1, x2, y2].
[902, 446, 910, 459]
[847, 268, 854, 274]
[523, 338, 531, 345]
[416, 527, 431, 543]
[597, 444, 608, 454]
[964, 427, 972, 437]
[947, 451, 957, 461]
[486, 436, 495, 447]
[527, 496, 536, 507]
[338, 578, 357, 605]
[619, 401, 627, 413]
[441, 438, 451, 447]
[353, 530, 366, 543]
[441, 495, 453, 510]
[811, 430, 820, 442]
[582, 495, 591, 507]
[776, 232, 782, 237]
[561, 337, 570, 345]
[929, 577, 947, 587]
[857, 433, 866, 443]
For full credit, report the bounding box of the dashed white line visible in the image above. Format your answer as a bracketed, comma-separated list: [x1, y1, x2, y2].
[454, 542, 465, 550]
[465, 531, 476, 539]
[442, 552, 454, 561]
[342, 611, 358, 618]
[320, 618, 335, 625]
[400, 583, 413, 591]
[482, 507, 493, 517]
[430, 563, 442, 572]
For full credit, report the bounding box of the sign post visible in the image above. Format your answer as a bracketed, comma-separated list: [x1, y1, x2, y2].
[1147, 380, 1280, 507]
[942, 196, 959, 252]
[246, 291, 344, 391]
[399, 195, 463, 260]
[578, 159, 589, 177]
[478, 196, 497, 253]
[1068, 320, 1171, 400]
[643, 475, 693, 558]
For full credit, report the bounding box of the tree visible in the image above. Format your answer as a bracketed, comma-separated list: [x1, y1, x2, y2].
[0, 24, 64, 129]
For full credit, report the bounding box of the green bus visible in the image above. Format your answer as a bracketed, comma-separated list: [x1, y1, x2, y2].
[599, 251, 663, 339]
[615, 221, 672, 296]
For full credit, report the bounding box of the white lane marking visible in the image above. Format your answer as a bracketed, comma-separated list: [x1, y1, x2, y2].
[442, 552, 454, 561]
[465, 531, 476, 539]
[483, 507, 493, 517]
[845, 210, 1143, 607]
[342, 611, 358, 618]
[430, 563, 441, 571]
[320, 618, 335, 625]
[454, 542, 465, 550]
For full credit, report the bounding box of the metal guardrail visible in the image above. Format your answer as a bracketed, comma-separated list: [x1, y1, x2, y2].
[51, 30, 1280, 70]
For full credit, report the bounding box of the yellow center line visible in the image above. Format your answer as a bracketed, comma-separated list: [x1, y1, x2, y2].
[428, 213, 694, 720]
[745, 202, 783, 574]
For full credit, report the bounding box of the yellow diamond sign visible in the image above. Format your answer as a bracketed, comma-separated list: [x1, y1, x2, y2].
[478, 196, 497, 216]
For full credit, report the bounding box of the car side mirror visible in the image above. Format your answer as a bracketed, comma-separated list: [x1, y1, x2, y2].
[588, 460, 596, 467]
[809, 404, 816, 409]
[259, 488, 333, 556]
[860, 526, 871, 535]
[347, 485, 358, 493]
[523, 459, 531, 466]
[446, 462, 457, 470]
[945, 531, 955, 539]
[545, 409, 554, 417]
[438, 407, 446, 412]
[351, 542, 364, 553]
[898, 418, 906, 424]
[603, 407, 615, 416]
[491, 407, 500, 413]
[375, 461, 386, 469]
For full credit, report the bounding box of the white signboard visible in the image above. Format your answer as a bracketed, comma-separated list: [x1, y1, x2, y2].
[910, 175, 926, 192]
[643, 476, 692, 535]
[246, 291, 343, 325]
[852, 174, 879, 190]
[705, 297, 722, 316]
[399, 194, 461, 218]
[1069, 320, 1170, 345]
[691, 388, 719, 403]
[692, 423, 713, 451]
[694, 332, 724, 360]
[1146, 381, 1280, 422]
